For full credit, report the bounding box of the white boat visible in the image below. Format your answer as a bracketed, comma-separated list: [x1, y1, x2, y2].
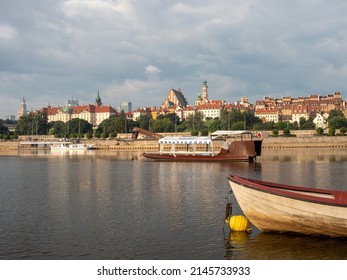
[50, 142, 94, 150]
[227, 175, 347, 237]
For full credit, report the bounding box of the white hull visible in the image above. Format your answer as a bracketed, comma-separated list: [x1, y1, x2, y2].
[229, 180, 347, 237]
[50, 144, 93, 150]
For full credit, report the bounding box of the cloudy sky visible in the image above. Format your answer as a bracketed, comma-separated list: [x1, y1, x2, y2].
[1, 0, 347, 118]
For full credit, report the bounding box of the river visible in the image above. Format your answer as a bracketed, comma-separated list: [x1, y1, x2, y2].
[0, 148, 346, 259]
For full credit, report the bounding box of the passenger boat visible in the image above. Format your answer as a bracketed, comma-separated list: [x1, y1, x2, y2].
[227, 175, 347, 237]
[142, 131, 262, 162]
[50, 142, 94, 150]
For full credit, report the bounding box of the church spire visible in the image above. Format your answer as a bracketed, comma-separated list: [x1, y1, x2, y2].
[202, 80, 208, 102]
[95, 89, 102, 106]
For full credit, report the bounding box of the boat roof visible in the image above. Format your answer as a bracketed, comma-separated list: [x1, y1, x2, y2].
[211, 130, 252, 137]
[158, 136, 212, 145]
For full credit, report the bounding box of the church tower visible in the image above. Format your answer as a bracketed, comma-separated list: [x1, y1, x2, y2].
[95, 90, 102, 106]
[202, 80, 208, 102]
[17, 97, 27, 119]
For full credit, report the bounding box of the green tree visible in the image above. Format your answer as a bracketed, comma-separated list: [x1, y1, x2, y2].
[205, 118, 221, 133]
[97, 114, 134, 135]
[48, 121, 65, 137]
[231, 121, 246, 130]
[328, 116, 347, 129]
[220, 109, 261, 130]
[328, 127, 336, 136]
[340, 127, 347, 135]
[136, 114, 152, 131]
[0, 123, 9, 135]
[272, 129, 279, 136]
[299, 118, 316, 129]
[153, 118, 175, 132]
[200, 128, 209, 136]
[65, 118, 93, 137]
[15, 112, 49, 135]
[94, 131, 101, 138]
[328, 109, 344, 120]
[316, 127, 324, 135]
[185, 111, 205, 131]
[283, 128, 291, 137]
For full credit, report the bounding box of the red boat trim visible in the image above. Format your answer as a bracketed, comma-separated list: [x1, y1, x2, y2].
[142, 153, 252, 162]
[228, 175, 347, 207]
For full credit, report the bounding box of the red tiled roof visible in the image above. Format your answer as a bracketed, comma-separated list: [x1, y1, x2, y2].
[95, 105, 117, 113]
[72, 105, 95, 114]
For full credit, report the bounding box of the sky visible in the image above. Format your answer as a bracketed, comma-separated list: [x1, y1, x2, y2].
[1, 0, 347, 119]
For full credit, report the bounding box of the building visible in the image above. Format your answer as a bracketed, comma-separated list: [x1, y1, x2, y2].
[17, 97, 27, 119]
[132, 107, 152, 121]
[120, 101, 132, 113]
[197, 100, 224, 120]
[182, 105, 195, 120]
[5, 115, 16, 121]
[255, 107, 280, 123]
[255, 92, 345, 123]
[41, 92, 117, 127]
[313, 113, 328, 129]
[161, 88, 188, 109]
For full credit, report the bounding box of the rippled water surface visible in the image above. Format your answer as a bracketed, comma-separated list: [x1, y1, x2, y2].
[0, 148, 347, 259]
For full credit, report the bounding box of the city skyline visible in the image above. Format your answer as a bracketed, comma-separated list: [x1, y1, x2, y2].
[1, 1, 347, 118]
[2, 83, 346, 121]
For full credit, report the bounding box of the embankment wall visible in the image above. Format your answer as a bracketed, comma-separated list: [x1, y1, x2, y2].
[2, 133, 347, 151]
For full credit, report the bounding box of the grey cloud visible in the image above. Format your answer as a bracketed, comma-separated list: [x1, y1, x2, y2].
[1, 0, 347, 117]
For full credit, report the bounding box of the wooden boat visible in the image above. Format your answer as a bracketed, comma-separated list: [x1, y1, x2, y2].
[142, 131, 262, 162]
[227, 175, 347, 237]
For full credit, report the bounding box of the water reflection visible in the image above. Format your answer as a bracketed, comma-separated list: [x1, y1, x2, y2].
[225, 231, 347, 260]
[1, 148, 347, 259]
[258, 149, 347, 191]
[261, 148, 347, 163]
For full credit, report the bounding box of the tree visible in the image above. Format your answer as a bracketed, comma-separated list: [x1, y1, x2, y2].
[220, 109, 261, 130]
[135, 114, 152, 131]
[299, 118, 315, 129]
[48, 121, 65, 137]
[272, 129, 279, 136]
[185, 111, 205, 131]
[328, 116, 347, 130]
[340, 127, 347, 135]
[231, 121, 246, 130]
[153, 118, 175, 132]
[316, 127, 324, 135]
[328, 109, 344, 120]
[328, 127, 336, 136]
[15, 112, 48, 135]
[205, 118, 221, 132]
[283, 128, 291, 137]
[97, 114, 134, 135]
[0, 123, 9, 135]
[65, 118, 93, 137]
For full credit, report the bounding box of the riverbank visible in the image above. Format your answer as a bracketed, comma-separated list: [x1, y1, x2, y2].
[1, 135, 347, 152]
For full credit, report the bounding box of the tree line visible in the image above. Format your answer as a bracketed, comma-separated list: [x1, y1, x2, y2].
[1, 109, 347, 140]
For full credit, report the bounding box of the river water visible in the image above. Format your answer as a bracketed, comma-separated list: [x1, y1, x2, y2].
[0, 148, 346, 260]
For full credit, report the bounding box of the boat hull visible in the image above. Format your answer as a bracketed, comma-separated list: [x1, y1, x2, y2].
[50, 144, 94, 150]
[142, 153, 253, 162]
[228, 176, 347, 237]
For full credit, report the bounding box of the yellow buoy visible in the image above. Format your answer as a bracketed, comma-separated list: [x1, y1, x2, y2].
[226, 215, 252, 232]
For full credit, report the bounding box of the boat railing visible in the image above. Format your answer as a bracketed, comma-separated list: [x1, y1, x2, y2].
[159, 141, 215, 156]
[211, 130, 257, 141]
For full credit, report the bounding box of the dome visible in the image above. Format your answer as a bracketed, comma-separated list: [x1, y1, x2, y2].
[62, 106, 73, 113]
